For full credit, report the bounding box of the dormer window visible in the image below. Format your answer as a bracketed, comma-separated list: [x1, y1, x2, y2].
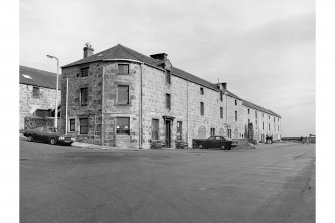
[118, 64, 129, 74]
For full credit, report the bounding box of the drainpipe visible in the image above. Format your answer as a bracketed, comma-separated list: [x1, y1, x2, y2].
[225, 91, 228, 137]
[65, 78, 68, 134]
[186, 80, 189, 146]
[101, 67, 105, 146]
[139, 62, 143, 149]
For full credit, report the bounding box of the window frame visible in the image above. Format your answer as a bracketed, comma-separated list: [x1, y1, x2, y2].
[32, 86, 40, 98]
[200, 102, 204, 116]
[117, 85, 130, 105]
[220, 92, 223, 101]
[166, 70, 171, 85]
[117, 64, 130, 74]
[220, 107, 223, 119]
[200, 87, 204, 95]
[235, 111, 237, 121]
[151, 119, 159, 140]
[165, 93, 171, 110]
[235, 100, 237, 106]
[80, 87, 88, 106]
[116, 117, 130, 135]
[80, 67, 89, 77]
[79, 118, 89, 134]
[177, 121, 183, 140]
[69, 118, 76, 132]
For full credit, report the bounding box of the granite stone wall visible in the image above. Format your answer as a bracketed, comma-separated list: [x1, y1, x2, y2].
[19, 84, 61, 130]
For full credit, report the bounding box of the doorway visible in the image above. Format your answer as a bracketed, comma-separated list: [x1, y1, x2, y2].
[165, 119, 171, 147]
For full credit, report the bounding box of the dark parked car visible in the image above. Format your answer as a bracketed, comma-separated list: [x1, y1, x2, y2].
[23, 126, 76, 146]
[193, 136, 233, 150]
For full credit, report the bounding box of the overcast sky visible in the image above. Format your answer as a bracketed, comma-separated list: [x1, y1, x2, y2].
[20, 0, 315, 136]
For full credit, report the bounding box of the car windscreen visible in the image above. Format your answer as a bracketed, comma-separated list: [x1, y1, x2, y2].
[47, 128, 57, 133]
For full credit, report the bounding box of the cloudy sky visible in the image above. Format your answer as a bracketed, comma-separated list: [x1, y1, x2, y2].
[20, 0, 315, 136]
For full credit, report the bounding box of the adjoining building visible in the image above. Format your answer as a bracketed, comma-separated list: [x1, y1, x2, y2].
[19, 65, 61, 130]
[60, 43, 281, 149]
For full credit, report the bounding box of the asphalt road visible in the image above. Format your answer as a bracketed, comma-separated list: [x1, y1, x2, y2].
[20, 140, 315, 223]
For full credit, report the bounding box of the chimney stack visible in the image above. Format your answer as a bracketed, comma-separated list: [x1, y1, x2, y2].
[150, 53, 168, 61]
[83, 42, 94, 58]
[222, 82, 227, 90]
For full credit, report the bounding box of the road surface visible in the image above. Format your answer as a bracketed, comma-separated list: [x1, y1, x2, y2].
[20, 140, 315, 223]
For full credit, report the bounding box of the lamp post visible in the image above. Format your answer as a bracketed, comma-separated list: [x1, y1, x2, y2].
[46, 55, 59, 128]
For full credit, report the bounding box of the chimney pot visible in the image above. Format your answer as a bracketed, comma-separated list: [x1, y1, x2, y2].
[83, 42, 94, 58]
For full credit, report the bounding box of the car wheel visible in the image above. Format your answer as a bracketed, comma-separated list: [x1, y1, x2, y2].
[27, 135, 33, 142]
[221, 145, 225, 150]
[50, 138, 56, 145]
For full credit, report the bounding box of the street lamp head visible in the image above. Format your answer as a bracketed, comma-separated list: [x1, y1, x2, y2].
[46, 55, 54, 59]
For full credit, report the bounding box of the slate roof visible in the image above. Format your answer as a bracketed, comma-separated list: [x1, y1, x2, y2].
[242, 100, 281, 118]
[62, 44, 280, 117]
[20, 65, 61, 90]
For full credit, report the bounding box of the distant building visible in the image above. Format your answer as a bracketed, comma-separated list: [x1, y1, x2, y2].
[19, 65, 61, 130]
[60, 43, 281, 149]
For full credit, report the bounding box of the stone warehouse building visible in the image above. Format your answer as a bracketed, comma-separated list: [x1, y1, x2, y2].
[60, 43, 281, 149]
[19, 65, 61, 130]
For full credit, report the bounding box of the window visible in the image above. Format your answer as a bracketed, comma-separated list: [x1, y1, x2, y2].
[248, 109, 250, 114]
[210, 128, 215, 136]
[80, 67, 89, 77]
[255, 111, 257, 118]
[220, 92, 223, 101]
[118, 64, 129, 74]
[235, 111, 237, 121]
[79, 118, 88, 134]
[220, 107, 223, 119]
[32, 87, 40, 98]
[166, 93, 171, 109]
[117, 85, 129, 104]
[274, 117, 275, 122]
[80, 87, 88, 106]
[269, 123, 271, 131]
[200, 102, 204, 116]
[263, 122, 264, 130]
[69, 119, 75, 131]
[166, 70, 171, 84]
[235, 100, 237, 105]
[116, 117, 130, 135]
[278, 125, 279, 131]
[152, 119, 159, 140]
[200, 87, 204, 95]
[177, 121, 182, 140]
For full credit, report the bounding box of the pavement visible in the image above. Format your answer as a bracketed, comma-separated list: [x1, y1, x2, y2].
[20, 139, 315, 223]
[19, 133, 291, 150]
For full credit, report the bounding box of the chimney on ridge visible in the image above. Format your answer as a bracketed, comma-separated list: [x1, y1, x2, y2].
[83, 42, 94, 58]
[150, 53, 168, 61]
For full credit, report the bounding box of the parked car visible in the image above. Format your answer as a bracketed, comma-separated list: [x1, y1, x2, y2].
[23, 126, 76, 146]
[193, 136, 233, 150]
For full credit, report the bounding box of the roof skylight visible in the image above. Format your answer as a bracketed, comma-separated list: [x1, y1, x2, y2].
[22, 74, 32, 79]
